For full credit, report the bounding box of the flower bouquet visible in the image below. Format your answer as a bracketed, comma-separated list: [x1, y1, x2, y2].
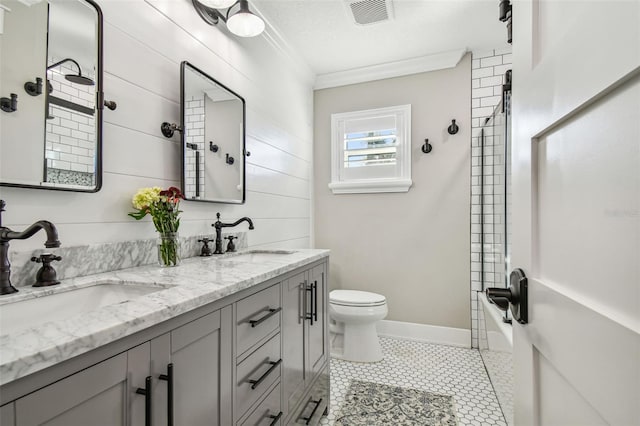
[129, 186, 185, 267]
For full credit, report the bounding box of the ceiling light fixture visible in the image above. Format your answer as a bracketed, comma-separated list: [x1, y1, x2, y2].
[192, 0, 265, 38]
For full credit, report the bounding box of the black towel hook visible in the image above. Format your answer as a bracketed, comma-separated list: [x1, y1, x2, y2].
[447, 119, 459, 135]
[421, 139, 432, 154]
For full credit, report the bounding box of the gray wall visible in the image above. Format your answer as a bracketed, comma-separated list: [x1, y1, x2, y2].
[313, 54, 471, 329]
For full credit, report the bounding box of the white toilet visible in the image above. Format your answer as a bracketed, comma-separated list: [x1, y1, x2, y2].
[329, 289, 388, 363]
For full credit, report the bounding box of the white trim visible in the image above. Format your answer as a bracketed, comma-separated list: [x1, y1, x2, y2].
[328, 178, 412, 194]
[314, 49, 467, 90]
[376, 319, 471, 348]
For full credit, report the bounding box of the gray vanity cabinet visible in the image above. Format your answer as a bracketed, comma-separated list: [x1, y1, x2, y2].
[9, 307, 233, 426]
[12, 350, 134, 426]
[152, 306, 233, 426]
[282, 262, 329, 425]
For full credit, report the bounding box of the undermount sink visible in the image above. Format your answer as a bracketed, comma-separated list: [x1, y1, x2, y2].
[0, 282, 165, 336]
[219, 250, 296, 263]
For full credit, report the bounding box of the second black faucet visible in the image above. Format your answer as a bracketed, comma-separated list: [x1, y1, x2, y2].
[212, 213, 254, 254]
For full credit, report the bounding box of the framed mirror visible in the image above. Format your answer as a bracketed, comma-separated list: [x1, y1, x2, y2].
[0, 0, 103, 192]
[181, 61, 245, 204]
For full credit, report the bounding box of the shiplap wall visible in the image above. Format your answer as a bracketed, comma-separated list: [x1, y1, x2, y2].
[0, 0, 314, 253]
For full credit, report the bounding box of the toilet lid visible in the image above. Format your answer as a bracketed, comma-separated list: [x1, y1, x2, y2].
[329, 290, 386, 307]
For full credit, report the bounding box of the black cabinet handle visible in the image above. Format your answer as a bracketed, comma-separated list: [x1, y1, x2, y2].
[249, 307, 282, 328]
[135, 376, 152, 426]
[305, 283, 314, 326]
[268, 411, 283, 426]
[313, 280, 318, 322]
[300, 398, 323, 425]
[159, 363, 174, 426]
[248, 358, 282, 390]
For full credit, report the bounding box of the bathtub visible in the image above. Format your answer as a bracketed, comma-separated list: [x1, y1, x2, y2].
[479, 293, 514, 426]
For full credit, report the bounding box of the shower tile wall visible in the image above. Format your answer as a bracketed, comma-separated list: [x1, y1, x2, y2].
[470, 48, 511, 348]
[45, 60, 97, 185]
[184, 95, 206, 198]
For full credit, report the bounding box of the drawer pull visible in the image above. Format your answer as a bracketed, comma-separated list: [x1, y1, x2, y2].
[135, 376, 152, 426]
[249, 358, 282, 390]
[249, 307, 282, 328]
[268, 411, 283, 426]
[313, 280, 318, 322]
[300, 398, 323, 425]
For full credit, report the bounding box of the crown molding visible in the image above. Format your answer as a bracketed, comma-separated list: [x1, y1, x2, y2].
[314, 48, 467, 90]
[250, 3, 316, 85]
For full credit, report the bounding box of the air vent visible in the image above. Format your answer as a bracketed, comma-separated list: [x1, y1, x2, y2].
[344, 0, 393, 26]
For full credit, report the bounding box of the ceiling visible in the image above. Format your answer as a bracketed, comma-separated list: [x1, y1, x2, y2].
[254, 0, 508, 77]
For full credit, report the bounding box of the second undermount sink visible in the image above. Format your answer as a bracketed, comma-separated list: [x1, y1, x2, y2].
[0, 282, 166, 336]
[219, 250, 296, 263]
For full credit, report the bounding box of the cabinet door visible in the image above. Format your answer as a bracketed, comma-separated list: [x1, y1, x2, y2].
[152, 306, 232, 426]
[282, 272, 306, 418]
[15, 352, 130, 426]
[306, 264, 327, 379]
[1, 403, 14, 426]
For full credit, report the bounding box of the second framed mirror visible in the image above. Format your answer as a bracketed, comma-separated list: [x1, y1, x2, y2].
[180, 61, 246, 204]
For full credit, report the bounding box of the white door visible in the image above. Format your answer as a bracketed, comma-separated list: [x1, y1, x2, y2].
[511, 1, 640, 425]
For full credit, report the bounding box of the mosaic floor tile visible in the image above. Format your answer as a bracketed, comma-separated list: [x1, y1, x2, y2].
[320, 337, 507, 426]
[334, 380, 458, 426]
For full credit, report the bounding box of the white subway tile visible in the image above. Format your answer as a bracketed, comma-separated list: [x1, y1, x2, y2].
[480, 56, 502, 67]
[472, 49, 495, 59]
[472, 67, 494, 79]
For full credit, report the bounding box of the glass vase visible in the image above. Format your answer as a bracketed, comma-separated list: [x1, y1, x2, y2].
[157, 232, 181, 267]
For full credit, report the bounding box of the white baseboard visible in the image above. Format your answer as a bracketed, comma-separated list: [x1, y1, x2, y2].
[376, 320, 471, 348]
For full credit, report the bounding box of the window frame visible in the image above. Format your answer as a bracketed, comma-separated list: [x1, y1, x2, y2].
[329, 104, 412, 194]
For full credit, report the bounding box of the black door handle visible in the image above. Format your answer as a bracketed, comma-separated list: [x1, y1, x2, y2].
[159, 363, 174, 426]
[135, 376, 152, 426]
[305, 283, 314, 325]
[313, 280, 318, 322]
[485, 268, 528, 324]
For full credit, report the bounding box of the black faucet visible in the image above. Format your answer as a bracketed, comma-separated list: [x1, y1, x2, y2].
[0, 200, 61, 295]
[212, 212, 254, 254]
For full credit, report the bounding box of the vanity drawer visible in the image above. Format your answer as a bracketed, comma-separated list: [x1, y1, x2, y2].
[237, 333, 281, 417]
[237, 283, 281, 355]
[240, 382, 282, 426]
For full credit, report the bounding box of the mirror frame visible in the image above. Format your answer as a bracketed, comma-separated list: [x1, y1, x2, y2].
[180, 61, 246, 204]
[0, 0, 104, 193]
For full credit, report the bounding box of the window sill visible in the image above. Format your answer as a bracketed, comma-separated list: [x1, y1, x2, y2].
[328, 178, 412, 194]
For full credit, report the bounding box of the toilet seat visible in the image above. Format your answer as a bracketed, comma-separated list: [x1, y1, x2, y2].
[330, 290, 386, 307]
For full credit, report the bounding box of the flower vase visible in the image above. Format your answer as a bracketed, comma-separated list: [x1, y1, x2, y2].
[157, 232, 181, 267]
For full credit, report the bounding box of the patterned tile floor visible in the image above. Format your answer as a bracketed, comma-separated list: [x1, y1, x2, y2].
[320, 337, 508, 426]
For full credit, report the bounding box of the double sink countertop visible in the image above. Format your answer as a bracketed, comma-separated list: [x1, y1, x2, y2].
[0, 249, 329, 386]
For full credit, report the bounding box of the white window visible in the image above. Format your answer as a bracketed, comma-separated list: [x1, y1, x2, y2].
[329, 104, 412, 194]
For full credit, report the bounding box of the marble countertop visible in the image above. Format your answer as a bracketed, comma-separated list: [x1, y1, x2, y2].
[0, 249, 329, 386]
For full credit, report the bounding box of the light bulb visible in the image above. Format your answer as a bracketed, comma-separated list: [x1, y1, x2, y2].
[198, 0, 236, 10]
[227, 11, 265, 37]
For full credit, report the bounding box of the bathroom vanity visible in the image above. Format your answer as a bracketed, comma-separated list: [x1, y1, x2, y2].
[0, 249, 329, 426]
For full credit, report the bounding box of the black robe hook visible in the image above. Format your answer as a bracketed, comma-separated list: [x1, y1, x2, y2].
[447, 119, 459, 135]
[421, 139, 432, 154]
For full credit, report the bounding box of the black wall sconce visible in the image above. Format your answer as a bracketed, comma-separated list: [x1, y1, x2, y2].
[447, 119, 459, 135]
[421, 138, 433, 154]
[24, 77, 43, 96]
[161, 122, 183, 138]
[0, 93, 17, 113]
[192, 0, 265, 38]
